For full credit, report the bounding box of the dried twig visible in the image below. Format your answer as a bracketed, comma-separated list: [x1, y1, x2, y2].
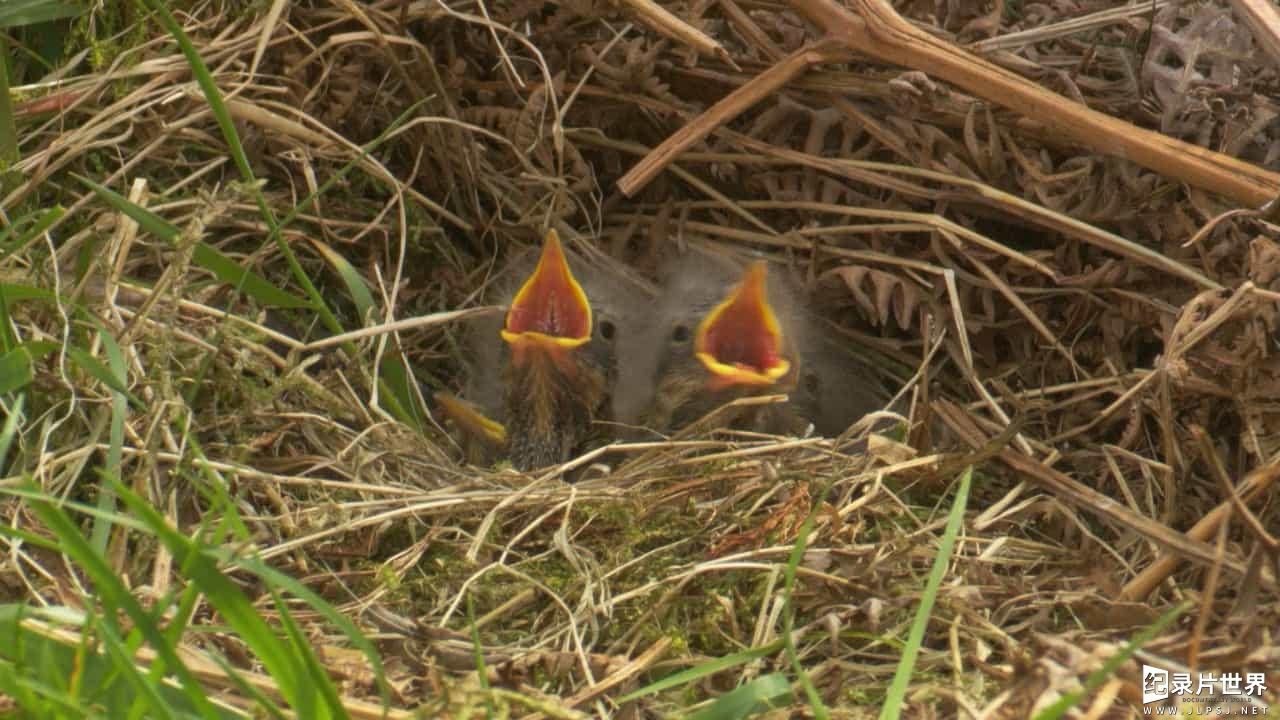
[787, 0, 1280, 207]
[1121, 461, 1280, 601]
[617, 39, 847, 196]
[1229, 0, 1280, 71]
[616, 0, 735, 65]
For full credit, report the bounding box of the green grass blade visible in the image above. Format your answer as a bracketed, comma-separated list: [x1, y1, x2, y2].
[135, 0, 342, 335]
[0, 606, 49, 714]
[309, 236, 426, 428]
[153, 439, 388, 712]
[0, 35, 16, 168]
[0, 1, 84, 27]
[18, 484, 224, 720]
[214, 551, 389, 710]
[74, 174, 180, 241]
[879, 466, 972, 720]
[75, 175, 311, 309]
[0, 274, 13, 351]
[0, 204, 63, 244]
[780, 480, 835, 719]
[0, 394, 21, 472]
[184, 436, 255, 543]
[1031, 601, 1192, 720]
[0, 341, 61, 395]
[134, 4, 456, 440]
[0, 507, 99, 551]
[111, 478, 346, 718]
[377, 360, 425, 430]
[272, 591, 342, 720]
[309, 239, 376, 321]
[0, 205, 64, 265]
[0, 603, 245, 719]
[618, 638, 785, 703]
[0, 346, 34, 394]
[0, 282, 57, 305]
[189, 244, 312, 308]
[200, 649, 286, 720]
[467, 595, 495, 719]
[89, 318, 129, 554]
[0, 656, 99, 717]
[65, 346, 144, 409]
[687, 673, 792, 720]
[93, 616, 178, 720]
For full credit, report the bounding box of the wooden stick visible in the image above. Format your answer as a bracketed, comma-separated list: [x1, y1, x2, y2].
[934, 400, 1275, 587]
[787, 0, 1280, 207]
[1121, 458, 1280, 601]
[995, 447, 1266, 582]
[617, 40, 847, 196]
[616, 0, 734, 65]
[1229, 0, 1280, 72]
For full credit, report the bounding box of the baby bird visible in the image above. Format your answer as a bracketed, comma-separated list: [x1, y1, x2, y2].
[619, 253, 883, 438]
[439, 229, 637, 470]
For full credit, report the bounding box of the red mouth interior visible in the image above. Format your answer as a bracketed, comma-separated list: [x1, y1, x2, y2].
[701, 305, 781, 373]
[505, 234, 591, 340]
[506, 284, 589, 338]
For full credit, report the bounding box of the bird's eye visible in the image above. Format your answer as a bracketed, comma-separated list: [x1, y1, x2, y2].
[803, 372, 820, 394]
[671, 324, 691, 343]
[599, 319, 616, 341]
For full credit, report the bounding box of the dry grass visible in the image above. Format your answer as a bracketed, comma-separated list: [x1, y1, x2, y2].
[2, 0, 1279, 717]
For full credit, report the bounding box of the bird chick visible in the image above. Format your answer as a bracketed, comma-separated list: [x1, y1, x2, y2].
[440, 229, 636, 470]
[620, 253, 883, 438]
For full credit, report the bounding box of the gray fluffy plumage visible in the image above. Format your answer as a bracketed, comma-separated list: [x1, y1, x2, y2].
[462, 239, 648, 469]
[617, 249, 887, 438]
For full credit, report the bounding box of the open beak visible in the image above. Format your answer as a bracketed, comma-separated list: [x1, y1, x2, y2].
[695, 261, 792, 389]
[500, 229, 592, 363]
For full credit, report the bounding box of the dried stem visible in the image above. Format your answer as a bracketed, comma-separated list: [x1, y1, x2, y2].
[788, 0, 1280, 207]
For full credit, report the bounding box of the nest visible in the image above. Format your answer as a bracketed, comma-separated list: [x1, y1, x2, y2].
[1, 0, 1278, 716]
